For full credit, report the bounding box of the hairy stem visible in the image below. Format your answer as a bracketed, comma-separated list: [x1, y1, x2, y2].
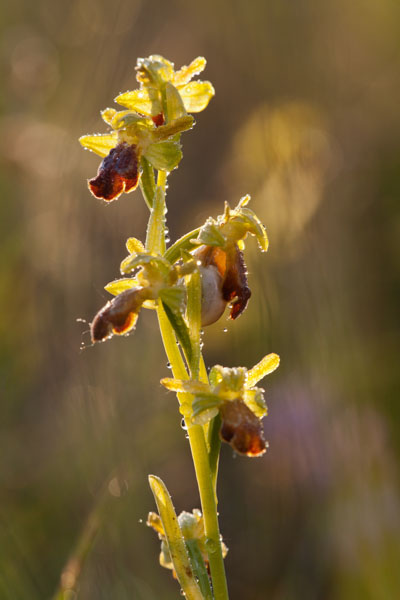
[157, 307, 229, 600]
[148, 170, 228, 599]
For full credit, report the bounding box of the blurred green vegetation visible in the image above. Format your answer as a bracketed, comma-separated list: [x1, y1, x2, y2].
[1, 1, 400, 599]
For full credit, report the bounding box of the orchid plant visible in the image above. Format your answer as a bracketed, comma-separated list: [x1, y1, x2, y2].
[79, 55, 279, 600]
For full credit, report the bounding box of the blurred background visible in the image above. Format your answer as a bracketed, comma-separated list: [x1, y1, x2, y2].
[1, 1, 400, 598]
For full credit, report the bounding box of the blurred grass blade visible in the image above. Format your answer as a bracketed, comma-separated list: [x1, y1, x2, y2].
[148, 476, 204, 600]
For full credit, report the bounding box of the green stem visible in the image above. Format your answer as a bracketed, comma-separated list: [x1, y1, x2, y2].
[148, 171, 228, 599]
[157, 305, 228, 600]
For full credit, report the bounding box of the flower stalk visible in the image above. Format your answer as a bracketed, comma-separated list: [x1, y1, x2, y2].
[78, 54, 279, 600]
[153, 172, 229, 599]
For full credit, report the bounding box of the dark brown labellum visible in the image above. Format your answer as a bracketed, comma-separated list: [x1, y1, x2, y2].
[88, 142, 140, 201]
[219, 399, 267, 456]
[221, 244, 251, 320]
[90, 288, 148, 343]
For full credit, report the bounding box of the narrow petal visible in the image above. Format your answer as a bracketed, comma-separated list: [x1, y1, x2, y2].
[247, 353, 280, 387]
[104, 278, 139, 296]
[179, 81, 215, 113]
[79, 132, 119, 158]
[173, 57, 207, 86]
[126, 236, 145, 254]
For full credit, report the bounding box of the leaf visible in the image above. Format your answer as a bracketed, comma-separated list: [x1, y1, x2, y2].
[185, 539, 213, 600]
[162, 301, 193, 367]
[79, 132, 118, 157]
[246, 353, 280, 387]
[159, 286, 186, 314]
[186, 271, 202, 379]
[139, 156, 156, 209]
[179, 81, 215, 113]
[148, 476, 203, 600]
[145, 141, 182, 172]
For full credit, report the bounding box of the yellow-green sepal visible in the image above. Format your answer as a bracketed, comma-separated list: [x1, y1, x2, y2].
[79, 132, 119, 157]
[115, 87, 162, 116]
[173, 57, 207, 86]
[178, 81, 215, 113]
